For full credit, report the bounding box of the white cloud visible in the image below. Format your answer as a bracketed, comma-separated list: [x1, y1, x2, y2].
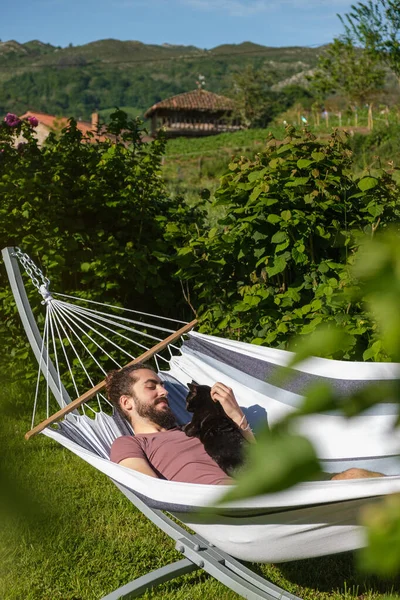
[110, 0, 353, 16]
[181, 0, 353, 17]
[183, 0, 268, 17]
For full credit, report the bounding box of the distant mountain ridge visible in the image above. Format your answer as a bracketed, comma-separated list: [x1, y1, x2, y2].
[0, 38, 320, 64]
[0, 38, 321, 120]
[0, 39, 56, 58]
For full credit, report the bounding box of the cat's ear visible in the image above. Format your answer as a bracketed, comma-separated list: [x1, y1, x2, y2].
[188, 381, 198, 391]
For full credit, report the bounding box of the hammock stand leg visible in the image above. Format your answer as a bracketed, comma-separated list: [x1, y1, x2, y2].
[101, 558, 197, 600]
[110, 482, 302, 600]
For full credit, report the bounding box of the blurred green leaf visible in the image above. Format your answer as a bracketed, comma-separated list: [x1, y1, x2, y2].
[358, 177, 379, 192]
[221, 427, 321, 504]
[358, 494, 400, 577]
[311, 151, 325, 162]
[296, 382, 337, 415]
[297, 158, 313, 169]
[363, 340, 381, 361]
[289, 326, 352, 364]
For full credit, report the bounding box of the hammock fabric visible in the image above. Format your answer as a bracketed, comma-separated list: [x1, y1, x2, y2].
[44, 330, 400, 563]
[4, 245, 400, 599]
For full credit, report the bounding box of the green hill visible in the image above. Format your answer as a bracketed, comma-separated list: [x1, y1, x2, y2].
[0, 39, 322, 120]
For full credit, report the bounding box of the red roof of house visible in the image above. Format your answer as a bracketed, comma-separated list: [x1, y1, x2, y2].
[144, 89, 235, 118]
[20, 111, 95, 135]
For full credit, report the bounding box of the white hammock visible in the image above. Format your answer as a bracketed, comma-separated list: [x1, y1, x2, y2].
[4, 246, 400, 600]
[43, 330, 400, 563]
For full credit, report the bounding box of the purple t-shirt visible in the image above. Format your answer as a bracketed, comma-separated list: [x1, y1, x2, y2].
[110, 427, 231, 485]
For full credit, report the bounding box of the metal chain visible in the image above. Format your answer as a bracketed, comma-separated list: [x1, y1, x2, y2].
[14, 247, 51, 291]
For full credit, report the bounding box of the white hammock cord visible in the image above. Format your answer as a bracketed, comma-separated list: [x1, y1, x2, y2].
[53, 300, 147, 365]
[56, 299, 166, 346]
[46, 308, 50, 419]
[31, 310, 50, 429]
[97, 392, 111, 406]
[49, 302, 100, 413]
[51, 292, 188, 325]
[55, 300, 177, 335]
[50, 303, 114, 410]
[48, 304, 65, 410]
[52, 300, 125, 371]
[55, 300, 166, 363]
[51, 304, 107, 412]
[55, 300, 170, 365]
[48, 301, 83, 402]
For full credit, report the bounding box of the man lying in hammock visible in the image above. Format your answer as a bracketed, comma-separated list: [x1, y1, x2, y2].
[107, 363, 383, 484]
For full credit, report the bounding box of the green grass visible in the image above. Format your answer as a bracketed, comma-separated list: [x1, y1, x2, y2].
[164, 127, 286, 157]
[1, 379, 400, 599]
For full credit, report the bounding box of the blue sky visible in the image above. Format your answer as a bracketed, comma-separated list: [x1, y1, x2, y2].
[3, 0, 355, 49]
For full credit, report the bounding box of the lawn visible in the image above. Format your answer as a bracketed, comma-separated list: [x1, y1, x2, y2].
[1, 379, 399, 600]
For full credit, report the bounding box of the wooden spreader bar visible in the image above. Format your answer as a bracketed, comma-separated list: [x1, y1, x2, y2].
[25, 318, 198, 441]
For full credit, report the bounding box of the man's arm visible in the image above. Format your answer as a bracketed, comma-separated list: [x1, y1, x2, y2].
[111, 436, 160, 477]
[118, 457, 159, 477]
[210, 382, 256, 442]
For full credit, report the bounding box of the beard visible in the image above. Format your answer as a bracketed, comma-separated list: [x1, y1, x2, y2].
[135, 397, 177, 430]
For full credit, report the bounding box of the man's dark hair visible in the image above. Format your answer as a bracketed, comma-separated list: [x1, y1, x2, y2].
[105, 362, 155, 416]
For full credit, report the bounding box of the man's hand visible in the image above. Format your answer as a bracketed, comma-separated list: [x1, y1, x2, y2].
[210, 382, 243, 423]
[210, 382, 255, 442]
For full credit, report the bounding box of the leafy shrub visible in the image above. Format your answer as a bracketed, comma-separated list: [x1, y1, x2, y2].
[175, 126, 400, 360]
[351, 124, 400, 172]
[0, 110, 204, 379]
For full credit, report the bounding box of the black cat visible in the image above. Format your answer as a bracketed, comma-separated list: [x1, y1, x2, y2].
[183, 382, 245, 476]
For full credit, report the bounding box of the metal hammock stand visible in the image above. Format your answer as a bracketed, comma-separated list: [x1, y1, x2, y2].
[3, 246, 301, 600]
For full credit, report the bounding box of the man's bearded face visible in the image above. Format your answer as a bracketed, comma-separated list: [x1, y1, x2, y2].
[134, 393, 177, 429]
[130, 369, 176, 429]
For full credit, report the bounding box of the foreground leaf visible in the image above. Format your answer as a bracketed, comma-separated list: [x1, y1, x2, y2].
[220, 427, 321, 504]
[358, 494, 400, 577]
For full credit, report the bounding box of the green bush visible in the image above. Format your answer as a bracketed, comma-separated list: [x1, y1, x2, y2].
[175, 126, 400, 360]
[0, 110, 204, 379]
[351, 124, 400, 172]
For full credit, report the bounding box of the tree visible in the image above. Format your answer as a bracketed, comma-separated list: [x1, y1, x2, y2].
[230, 65, 279, 128]
[309, 38, 385, 125]
[340, 0, 400, 82]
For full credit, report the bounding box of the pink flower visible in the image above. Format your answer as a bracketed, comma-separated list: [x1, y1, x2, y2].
[27, 116, 39, 127]
[4, 113, 21, 127]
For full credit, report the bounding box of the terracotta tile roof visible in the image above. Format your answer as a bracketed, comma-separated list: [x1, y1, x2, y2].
[20, 111, 95, 135]
[19, 111, 153, 144]
[145, 89, 235, 118]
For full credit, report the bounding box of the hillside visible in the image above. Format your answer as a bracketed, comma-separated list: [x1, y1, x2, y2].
[0, 39, 321, 120]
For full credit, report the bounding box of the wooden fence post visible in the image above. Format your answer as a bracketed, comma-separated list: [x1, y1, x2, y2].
[368, 103, 373, 131]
